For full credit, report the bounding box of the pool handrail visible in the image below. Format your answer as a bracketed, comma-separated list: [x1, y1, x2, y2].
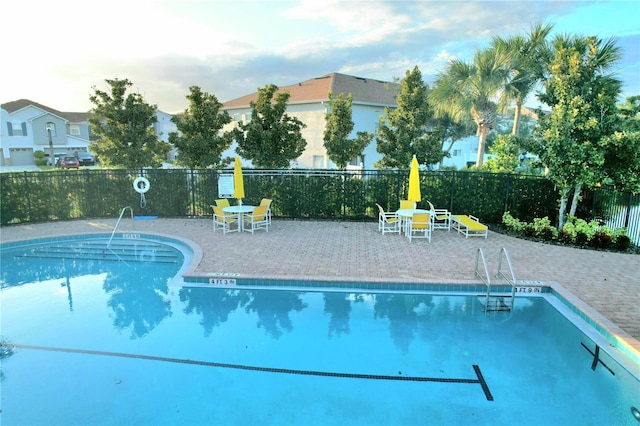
[107, 206, 134, 249]
[496, 247, 517, 286]
[474, 248, 491, 286]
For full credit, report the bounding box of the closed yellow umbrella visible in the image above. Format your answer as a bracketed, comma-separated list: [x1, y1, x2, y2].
[408, 155, 421, 203]
[233, 157, 245, 205]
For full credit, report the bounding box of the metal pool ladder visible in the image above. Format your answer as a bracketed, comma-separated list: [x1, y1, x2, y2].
[107, 206, 134, 249]
[475, 248, 517, 312]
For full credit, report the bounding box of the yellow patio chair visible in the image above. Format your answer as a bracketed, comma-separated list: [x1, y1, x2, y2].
[212, 205, 238, 234]
[399, 199, 416, 210]
[427, 200, 451, 231]
[244, 205, 269, 234]
[260, 198, 273, 225]
[215, 199, 231, 209]
[406, 212, 432, 242]
[376, 203, 400, 235]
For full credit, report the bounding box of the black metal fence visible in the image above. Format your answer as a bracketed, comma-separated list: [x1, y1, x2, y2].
[1, 168, 559, 226]
[590, 188, 640, 245]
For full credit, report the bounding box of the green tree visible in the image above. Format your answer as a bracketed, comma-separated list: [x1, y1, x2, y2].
[429, 48, 509, 167]
[429, 113, 476, 168]
[89, 78, 169, 169]
[323, 91, 373, 169]
[233, 84, 307, 169]
[481, 134, 538, 173]
[532, 35, 623, 228]
[169, 86, 233, 169]
[376, 66, 443, 168]
[492, 22, 554, 135]
[618, 95, 640, 132]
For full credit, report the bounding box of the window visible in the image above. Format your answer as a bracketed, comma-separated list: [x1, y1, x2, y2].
[313, 155, 325, 168]
[453, 149, 461, 157]
[46, 122, 56, 137]
[243, 113, 252, 122]
[348, 155, 364, 167]
[8, 122, 27, 136]
[69, 124, 80, 136]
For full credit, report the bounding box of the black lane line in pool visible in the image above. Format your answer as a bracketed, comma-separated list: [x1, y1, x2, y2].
[580, 342, 616, 375]
[11, 343, 494, 401]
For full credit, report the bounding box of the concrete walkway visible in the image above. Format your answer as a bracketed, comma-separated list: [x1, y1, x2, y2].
[2, 218, 639, 354]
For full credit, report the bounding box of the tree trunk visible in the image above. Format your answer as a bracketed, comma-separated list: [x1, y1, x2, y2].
[557, 186, 570, 230]
[511, 101, 522, 136]
[475, 125, 489, 167]
[568, 183, 582, 217]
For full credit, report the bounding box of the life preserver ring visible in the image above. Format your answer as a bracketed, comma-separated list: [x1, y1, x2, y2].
[133, 177, 150, 194]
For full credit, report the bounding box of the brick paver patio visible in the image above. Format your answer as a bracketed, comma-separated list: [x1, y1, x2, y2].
[2, 218, 638, 355]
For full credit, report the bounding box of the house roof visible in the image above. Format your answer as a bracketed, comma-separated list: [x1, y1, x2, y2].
[222, 73, 400, 109]
[1, 99, 91, 122]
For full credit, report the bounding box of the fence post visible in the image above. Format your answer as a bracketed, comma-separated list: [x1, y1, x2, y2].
[625, 192, 633, 228]
[342, 170, 347, 220]
[23, 171, 33, 222]
[503, 175, 511, 215]
[189, 169, 196, 217]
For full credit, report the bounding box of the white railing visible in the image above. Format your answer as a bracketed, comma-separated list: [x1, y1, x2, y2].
[107, 206, 134, 249]
[474, 248, 491, 286]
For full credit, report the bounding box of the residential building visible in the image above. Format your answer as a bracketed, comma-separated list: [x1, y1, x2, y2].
[222, 73, 400, 169]
[1, 99, 177, 166]
[0, 99, 92, 166]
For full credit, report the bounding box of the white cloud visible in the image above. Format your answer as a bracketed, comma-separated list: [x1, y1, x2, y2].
[2, 0, 638, 113]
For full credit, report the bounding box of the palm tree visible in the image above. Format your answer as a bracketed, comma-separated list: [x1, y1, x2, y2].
[492, 22, 554, 135]
[429, 47, 510, 167]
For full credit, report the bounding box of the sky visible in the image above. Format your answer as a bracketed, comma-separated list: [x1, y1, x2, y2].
[2, 0, 639, 114]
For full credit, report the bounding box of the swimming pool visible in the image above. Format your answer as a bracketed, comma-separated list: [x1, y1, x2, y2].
[1, 235, 639, 425]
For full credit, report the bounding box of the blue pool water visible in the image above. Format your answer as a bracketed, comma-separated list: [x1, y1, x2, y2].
[1, 236, 639, 425]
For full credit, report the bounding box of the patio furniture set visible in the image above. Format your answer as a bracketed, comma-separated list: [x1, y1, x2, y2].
[212, 198, 272, 235]
[377, 200, 488, 242]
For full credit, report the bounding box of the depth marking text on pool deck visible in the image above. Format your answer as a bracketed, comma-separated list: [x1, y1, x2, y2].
[209, 273, 239, 286]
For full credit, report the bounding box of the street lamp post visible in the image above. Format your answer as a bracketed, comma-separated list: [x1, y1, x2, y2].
[46, 124, 54, 166]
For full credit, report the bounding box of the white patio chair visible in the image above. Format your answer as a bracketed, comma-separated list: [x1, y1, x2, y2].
[427, 200, 451, 231]
[406, 212, 432, 242]
[376, 203, 401, 235]
[260, 198, 273, 225]
[212, 205, 238, 234]
[244, 205, 269, 234]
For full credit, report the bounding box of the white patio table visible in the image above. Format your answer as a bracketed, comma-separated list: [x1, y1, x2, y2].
[223, 205, 256, 233]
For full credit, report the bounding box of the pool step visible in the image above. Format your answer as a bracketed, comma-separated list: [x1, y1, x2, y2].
[17, 241, 180, 264]
[482, 295, 513, 312]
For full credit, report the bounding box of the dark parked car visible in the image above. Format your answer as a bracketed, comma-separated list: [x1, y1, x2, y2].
[75, 151, 96, 166]
[59, 155, 80, 169]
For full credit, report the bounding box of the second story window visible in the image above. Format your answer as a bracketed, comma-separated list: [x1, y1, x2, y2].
[46, 122, 56, 136]
[69, 124, 80, 135]
[8, 121, 27, 136]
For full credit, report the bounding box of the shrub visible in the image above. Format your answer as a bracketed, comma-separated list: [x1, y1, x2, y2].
[502, 212, 526, 234]
[560, 222, 576, 244]
[612, 228, 632, 251]
[531, 217, 557, 240]
[506, 213, 633, 252]
[33, 150, 47, 166]
[614, 235, 632, 251]
[590, 231, 613, 249]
